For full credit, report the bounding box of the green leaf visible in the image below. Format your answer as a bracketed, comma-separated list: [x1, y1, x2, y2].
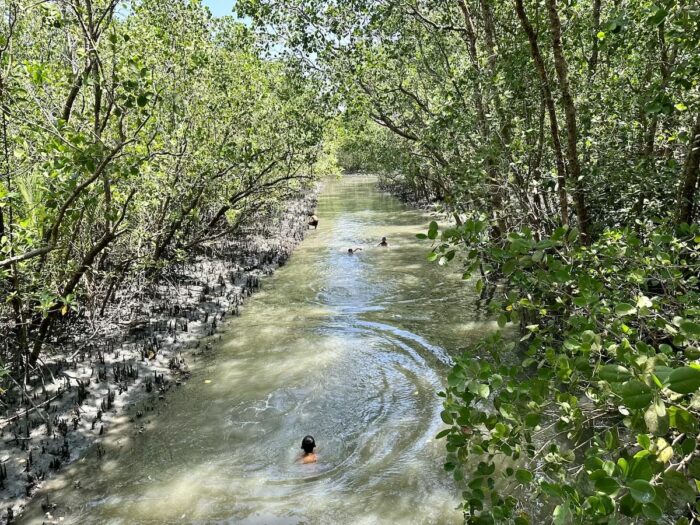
[524, 413, 540, 428]
[642, 502, 662, 520]
[595, 476, 620, 495]
[137, 94, 149, 107]
[620, 380, 653, 409]
[502, 259, 516, 275]
[668, 367, 700, 394]
[669, 406, 697, 432]
[477, 384, 490, 399]
[628, 456, 653, 481]
[680, 320, 700, 339]
[515, 469, 533, 484]
[663, 471, 696, 504]
[615, 303, 637, 316]
[688, 457, 700, 479]
[599, 364, 631, 383]
[644, 401, 668, 435]
[427, 221, 438, 240]
[653, 365, 673, 384]
[637, 434, 651, 450]
[628, 479, 656, 503]
[440, 410, 453, 424]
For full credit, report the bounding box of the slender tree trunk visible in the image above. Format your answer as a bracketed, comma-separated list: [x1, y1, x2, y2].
[29, 229, 119, 365]
[588, 0, 602, 79]
[514, 0, 569, 228]
[546, 0, 592, 242]
[677, 112, 700, 225]
[457, 0, 506, 237]
[0, 52, 29, 367]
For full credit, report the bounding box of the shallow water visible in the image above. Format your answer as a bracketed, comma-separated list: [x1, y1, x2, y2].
[22, 175, 492, 524]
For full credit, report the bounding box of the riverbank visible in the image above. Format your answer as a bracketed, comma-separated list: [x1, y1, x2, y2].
[18, 174, 474, 525]
[0, 190, 318, 521]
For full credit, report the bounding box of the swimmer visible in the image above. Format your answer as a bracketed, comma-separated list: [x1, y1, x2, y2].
[308, 215, 319, 229]
[378, 237, 388, 247]
[347, 247, 363, 255]
[300, 435, 317, 464]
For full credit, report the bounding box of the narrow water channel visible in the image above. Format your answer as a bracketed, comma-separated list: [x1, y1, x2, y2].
[23, 175, 490, 524]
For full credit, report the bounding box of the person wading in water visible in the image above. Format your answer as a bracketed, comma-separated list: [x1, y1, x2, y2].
[378, 237, 388, 247]
[308, 215, 319, 229]
[300, 435, 318, 464]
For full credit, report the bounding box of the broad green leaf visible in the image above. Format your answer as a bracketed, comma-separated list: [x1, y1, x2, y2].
[680, 320, 700, 339]
[599, 364, 631, 383]
[615, 303, 637, 316]
[663, 471, 696, 504]
[620, 380, 653, 409]
[668, 367, 700, 394]
[642, 502, 662, 520]
[595, 476, 620, 495]
[628, 479, 656, 503]
[515, 469, 533, 484]
[440, 410, 453, 424]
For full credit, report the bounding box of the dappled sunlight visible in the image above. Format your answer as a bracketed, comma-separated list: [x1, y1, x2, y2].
[21, 176, 474, 524]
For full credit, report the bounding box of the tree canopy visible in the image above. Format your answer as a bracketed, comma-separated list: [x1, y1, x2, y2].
[2, 0, 700, 521]
[239, 0, 700, 522]
[0, 0, 333, 367]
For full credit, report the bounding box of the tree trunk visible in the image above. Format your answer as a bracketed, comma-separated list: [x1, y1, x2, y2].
[546, 0, 592, 242]
[514, 0, 569, 228]
[457, 0, 506, 237]
[677, 112, 700, 225]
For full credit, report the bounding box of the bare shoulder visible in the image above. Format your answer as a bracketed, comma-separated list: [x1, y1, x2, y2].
[301, 453, 318, 464]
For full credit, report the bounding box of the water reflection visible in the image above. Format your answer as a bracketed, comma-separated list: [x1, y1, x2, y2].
[22, 175, 489, 524]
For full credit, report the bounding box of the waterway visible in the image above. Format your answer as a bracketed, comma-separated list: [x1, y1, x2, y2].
[22, 175, 491, 524]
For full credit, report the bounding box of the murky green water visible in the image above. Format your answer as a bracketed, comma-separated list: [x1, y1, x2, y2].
[22, 176, 491, 524]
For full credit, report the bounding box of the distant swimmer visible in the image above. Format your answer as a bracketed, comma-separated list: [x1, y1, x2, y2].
[300, 435, 317, 464]
[308, 215, 319, 229]
[347, 247, 363, 255]
[378, 237, 388, 247]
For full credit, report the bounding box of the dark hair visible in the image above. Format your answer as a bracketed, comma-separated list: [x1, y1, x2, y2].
[301, 435, 316, 454]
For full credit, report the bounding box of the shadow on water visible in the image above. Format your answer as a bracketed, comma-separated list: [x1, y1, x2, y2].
[21, 175, 495, 524]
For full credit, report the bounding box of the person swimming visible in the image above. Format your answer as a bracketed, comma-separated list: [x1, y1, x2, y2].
[378, 237, 388, 247]
[308, 215, 319, 229]
[347, 247, 363, 255]
[300, 435, 317, 464]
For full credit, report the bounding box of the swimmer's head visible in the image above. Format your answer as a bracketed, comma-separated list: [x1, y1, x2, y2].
[382, 237, 387, 242]
[301, 435, 316, 453]
[347, 248, 353, 254]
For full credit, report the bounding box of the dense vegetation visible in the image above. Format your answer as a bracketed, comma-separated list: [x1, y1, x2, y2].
[3, 0, 700, 521]
[0, 1, 331, 374]
[239, 0, 700, 523]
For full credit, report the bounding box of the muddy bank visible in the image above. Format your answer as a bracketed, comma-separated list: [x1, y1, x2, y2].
[0, 190, 318, 522]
